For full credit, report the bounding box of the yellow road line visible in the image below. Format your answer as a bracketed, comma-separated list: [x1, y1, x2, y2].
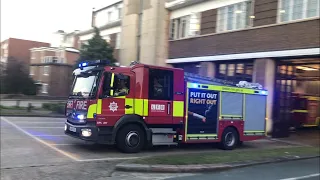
[1, 117, 80, 161]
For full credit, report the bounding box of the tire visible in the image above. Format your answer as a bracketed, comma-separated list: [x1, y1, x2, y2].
[219, 127, 239, 150]
[116, 124, 145, 153]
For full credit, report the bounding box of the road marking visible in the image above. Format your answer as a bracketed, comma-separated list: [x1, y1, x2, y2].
[19, 127, 64, 129]
[13, 122, 64, 124]
[280, 173, 320, 180]
[50, 144, 89, 146]
[34, 135, 68, 137]
[0, 117, 79, 161]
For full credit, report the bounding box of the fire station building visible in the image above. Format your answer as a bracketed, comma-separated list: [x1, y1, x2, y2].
[163, 0, 320, 137]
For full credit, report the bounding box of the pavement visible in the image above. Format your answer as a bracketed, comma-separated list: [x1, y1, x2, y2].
[1, 116, 319, 180]
[167, 158, 320, 180]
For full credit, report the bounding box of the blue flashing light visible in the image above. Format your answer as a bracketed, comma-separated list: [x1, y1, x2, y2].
[192, 83, 198, 88]
[261, 91, 267, 95]
[82, 62, 88, 67]
[76, 114, 85, 120]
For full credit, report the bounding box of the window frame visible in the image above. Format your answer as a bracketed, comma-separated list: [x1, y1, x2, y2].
[277, 0, 320, 23]
[42, 84, 48, 94]
[29, 66, 34, 75]
[148, 68, 174, 101]
[216, 1, 252, 33]
[43, 66, 49, 76]
[115, 33, 121, 49]
[216, 61, 254, 82]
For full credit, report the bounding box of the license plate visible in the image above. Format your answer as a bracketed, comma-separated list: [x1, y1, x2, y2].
[69, 126, 76, 132]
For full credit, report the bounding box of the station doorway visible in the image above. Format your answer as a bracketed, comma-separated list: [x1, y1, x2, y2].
[272, 57, 320, 138]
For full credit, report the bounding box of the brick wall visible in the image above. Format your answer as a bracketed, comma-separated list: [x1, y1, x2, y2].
[65, 51, 79, 65]
[253, 0, 278, 26]
[48, 65, 73, 96]
[169, 19, 320, 59]
[200, 9, 217, 35]
[7, 38, 50, 65]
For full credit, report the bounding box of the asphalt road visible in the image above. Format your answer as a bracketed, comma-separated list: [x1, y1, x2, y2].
[1, 116, 318, 180]
[169, 158, 320, 180]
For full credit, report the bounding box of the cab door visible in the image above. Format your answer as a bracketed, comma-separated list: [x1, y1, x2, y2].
[96, 71, 135, 126]
[147, 68, 174, 125]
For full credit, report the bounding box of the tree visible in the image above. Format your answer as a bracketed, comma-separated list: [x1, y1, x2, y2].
[1, 57, 38, 95]
[79, 27, 116, 65]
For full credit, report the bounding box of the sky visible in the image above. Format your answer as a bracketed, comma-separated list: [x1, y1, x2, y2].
[1, 0, 120, 43]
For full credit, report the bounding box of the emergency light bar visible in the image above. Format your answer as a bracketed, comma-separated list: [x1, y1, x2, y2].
[78, 59, 111, 69]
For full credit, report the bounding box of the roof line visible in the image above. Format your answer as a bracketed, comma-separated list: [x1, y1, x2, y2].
[166, 48, 320, 64]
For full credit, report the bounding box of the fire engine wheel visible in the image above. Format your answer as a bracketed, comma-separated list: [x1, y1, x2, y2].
[219, 127, 239, 150]
[116, 124, 145, 153]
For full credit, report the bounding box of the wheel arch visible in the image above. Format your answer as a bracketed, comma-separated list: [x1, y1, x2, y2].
[112, 114, 151, 143]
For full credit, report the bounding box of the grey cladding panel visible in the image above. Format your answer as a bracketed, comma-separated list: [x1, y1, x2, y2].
[221, 92, 243, 116]
[244, 94, 266, 131]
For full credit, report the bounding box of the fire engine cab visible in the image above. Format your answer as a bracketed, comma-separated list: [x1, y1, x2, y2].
[65, 60, 268, 153]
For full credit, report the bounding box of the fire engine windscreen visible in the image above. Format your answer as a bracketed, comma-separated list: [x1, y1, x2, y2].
[70, 67, 101, 98]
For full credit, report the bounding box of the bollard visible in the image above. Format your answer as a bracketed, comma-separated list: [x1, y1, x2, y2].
[16, 100, 20, 108]
[27, 103, 32, 112]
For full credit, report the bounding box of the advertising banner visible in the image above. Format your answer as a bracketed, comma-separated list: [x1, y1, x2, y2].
[187, 88, 219, 134]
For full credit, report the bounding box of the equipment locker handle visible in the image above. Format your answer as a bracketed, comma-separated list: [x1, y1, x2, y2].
[167, 102, 170, 115]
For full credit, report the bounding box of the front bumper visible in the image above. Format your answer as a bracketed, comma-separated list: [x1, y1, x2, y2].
[65, 121, 114, 144]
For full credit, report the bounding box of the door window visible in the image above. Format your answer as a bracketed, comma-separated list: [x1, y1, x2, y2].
[148, 69, 173, 101]
[101, 73, 130, 98]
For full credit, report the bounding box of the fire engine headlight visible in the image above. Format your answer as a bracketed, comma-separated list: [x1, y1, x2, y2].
[81, 129, 92, 137]
[76, 114, 85, 120]
[64, 124, 67, 131]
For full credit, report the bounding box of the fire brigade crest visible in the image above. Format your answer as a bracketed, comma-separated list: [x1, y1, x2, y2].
[109, 101, 118, 112]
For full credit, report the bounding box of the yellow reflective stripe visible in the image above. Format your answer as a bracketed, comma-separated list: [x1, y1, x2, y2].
[87, 104, 97, 118]
[143, 99, 148, 116]
[134, 99, 143, 116]
[220, 115, 242, 118]
[185, 88, 189, 142]
[187, 82, 267, 95]
[244, 130, 265, 133]
[302, 124, 317, 127]
[219, 91, 222, 120]
[114, 96, 125, 99]
[243, 94, 246, 121]
[302, 96, 320, 101]
[97, 99, 102, 114]
[125, 98, 134, 114]
[291, 110, 308, 113]
[110, 73, 115, 87]
[173, 101, 184, 117]
[187, 134, 217, 137]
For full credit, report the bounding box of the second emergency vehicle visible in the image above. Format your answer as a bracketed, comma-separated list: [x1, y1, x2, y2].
[65, 60, 268, 153]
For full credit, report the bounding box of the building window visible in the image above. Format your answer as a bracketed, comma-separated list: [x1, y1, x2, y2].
[169, 13, 201, 40]
[43, 66, 49, 75]
[42, 84, 48, 94]
[279, 0, 319, 22]
[29, 66, 34, 75]
[31, 52, 35, 59]
[116, 33, 121, 49]
[217, 1, 252, 32]
[108, 11, 113, 22]
[216, 61, 254, 82]
[104, 35, 111, 43]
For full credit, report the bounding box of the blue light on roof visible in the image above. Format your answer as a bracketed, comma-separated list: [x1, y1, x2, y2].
[192, 83, 198, 88]
[261, 91, 267, 95]
[82, 62, 88, 67]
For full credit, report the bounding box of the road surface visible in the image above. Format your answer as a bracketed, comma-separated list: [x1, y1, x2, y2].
[169, 158, 320, 180]
[1, 116, 318, 180]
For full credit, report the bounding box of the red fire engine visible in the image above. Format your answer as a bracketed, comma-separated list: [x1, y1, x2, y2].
[65, 60, 268, 153]
[291, 93, 320, 128]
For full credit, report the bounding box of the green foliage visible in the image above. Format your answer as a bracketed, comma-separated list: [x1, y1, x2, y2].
[79, 27, 116, 65]
[1, 57, 38, 95]
[42, 103, 65, 114]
